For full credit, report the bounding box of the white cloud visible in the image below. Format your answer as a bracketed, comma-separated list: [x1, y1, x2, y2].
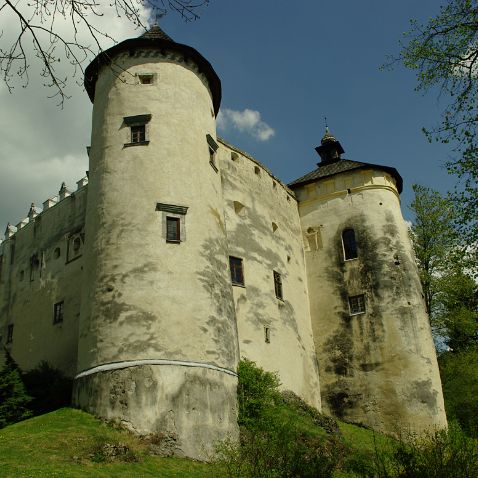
[217, 108, 275, 141]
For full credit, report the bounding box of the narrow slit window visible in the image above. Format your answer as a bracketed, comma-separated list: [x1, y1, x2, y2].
[53, 301, 64, 324]
[7, 324, 14, 343]
[273, 271, 283, 300]
[349, 294, 365, 315]
[342, 228, 358, 260]
[229, 256, 244, 286]
[131, 124, 146, 143]
[166, 217, 181, 242]
[264, 326, 271, 344]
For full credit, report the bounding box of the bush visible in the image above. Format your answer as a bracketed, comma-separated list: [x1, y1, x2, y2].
[0, 349, 32, 428]
[366, 423, 478, 478]
[23, 361, 73, 415]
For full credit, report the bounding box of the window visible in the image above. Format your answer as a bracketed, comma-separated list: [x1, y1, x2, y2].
[342, 228, 358, 260]
[156, 203, 188, 243]
[254, 166, 260, 175]
[264, 326, 271, 344]
[166, 217, 180, 242]
[229, 256, 244, 286]
[7, 324, 13, 344]
[123, 114, 151, 147]
[131, 124, 146, 143]
[67, 234, 83, 262]
[273, 271, 283, 300]
[206, 134, 219, 172]
[349, 294, 365, 315]
[54, 247, 61, 259]
[53, 301, 64, 324]
[138, 73, 154, 84]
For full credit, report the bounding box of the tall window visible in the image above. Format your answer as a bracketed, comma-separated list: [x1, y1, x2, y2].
[131, 124, 146, 143]
[206, 134, 219, 172]
[342, 229, 358, 260]
[166, 217, 180, 242]
[7, 324, 13, 343]
[349, 294, 365, 315]
[229, 256, 244, 286]
[53, 301, 64, 324]
[273, 271, 283, 300]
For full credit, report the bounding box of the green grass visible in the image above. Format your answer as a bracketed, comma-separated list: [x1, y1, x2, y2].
[0, 407, 391, 477]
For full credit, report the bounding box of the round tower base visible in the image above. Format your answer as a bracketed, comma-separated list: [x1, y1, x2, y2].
[72, 364, 239, 460]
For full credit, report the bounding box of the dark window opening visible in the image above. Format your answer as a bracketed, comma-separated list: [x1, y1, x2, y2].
[264, 327, 271, 343]
[209, 146, 217, 169]
[53, 301, 64, 324]
[229, 256, 244, 286]
[7, 324, 13, 343]
[138, 74, 153, 84]
[349, 294, 365, 315]
[131, 124, 146, 143]
[166, 217, 180, 243]
[273, 271, 283, 300]
[342, 229, 358, 260]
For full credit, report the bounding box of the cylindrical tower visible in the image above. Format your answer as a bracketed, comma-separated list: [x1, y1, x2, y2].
[73, 25, 239, 459]
[290, 130, 447, 435]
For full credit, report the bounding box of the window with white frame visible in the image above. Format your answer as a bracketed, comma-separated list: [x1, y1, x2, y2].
[156, 203, 188, 243]
[124, 114, 151, 147]
[349, 294, 365, 315]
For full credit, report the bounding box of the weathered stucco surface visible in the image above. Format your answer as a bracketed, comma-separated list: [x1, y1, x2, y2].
[293, 169, 447, 434]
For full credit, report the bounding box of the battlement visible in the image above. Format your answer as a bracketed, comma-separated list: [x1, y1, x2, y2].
[1, 176, 88, 245]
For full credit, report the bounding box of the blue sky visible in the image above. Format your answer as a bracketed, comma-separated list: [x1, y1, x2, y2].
[0, 0, 455, 233]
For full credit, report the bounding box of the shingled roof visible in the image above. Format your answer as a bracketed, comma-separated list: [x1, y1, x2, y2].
[288, 158, 403, 194]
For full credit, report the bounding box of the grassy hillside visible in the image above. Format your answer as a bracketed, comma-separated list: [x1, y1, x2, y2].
[0, 407, 387, 478]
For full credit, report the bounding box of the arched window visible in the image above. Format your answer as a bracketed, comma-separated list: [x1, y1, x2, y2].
[342, 229, 358, 260]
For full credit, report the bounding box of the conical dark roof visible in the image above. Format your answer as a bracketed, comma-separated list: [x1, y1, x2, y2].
[140, 24, 174, 42]
[84, 23, 222, 115]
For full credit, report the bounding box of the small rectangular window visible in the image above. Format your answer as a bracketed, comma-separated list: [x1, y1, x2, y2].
[53, 301, 64, 324]
[166, 217, 180, 242]
[273, 271, 283, 300]
[264, 326, 271, 344]
[229, 256, 244, 286]
[7, 324, 13, 343]
[138, 74, 154, 84]
[349, 294, 365, 315]
[206, 134, 219, 172]
[131, 124, 146, 143]
[342, 229, 358, 260]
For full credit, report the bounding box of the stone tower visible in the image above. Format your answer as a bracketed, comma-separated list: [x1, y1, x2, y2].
[289, 129, 447, 435]
[73, 25, 239, 458]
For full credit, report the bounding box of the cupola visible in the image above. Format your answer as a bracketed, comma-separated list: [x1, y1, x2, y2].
[315, 127, 345, 164]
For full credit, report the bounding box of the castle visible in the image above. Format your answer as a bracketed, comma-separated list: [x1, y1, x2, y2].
[0, 24, 447, 458]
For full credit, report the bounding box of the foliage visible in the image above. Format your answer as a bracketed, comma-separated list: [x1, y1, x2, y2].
[0, 0, 210, 105]
[237, 358, 281, 428]
[0, 350, 32, 429]
[23, 361, 73, 415]
[439, 347, 478, 436]
[365, 423, 478, 478]
[408, 184, 459, 317]
[394, 0, 478, 262]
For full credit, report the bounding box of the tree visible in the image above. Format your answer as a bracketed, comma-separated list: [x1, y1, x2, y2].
[394, 0, 478, 259]
[409, 184, 458, 318]
[0, 0, 209, 106]
[0, 349, 32, 428]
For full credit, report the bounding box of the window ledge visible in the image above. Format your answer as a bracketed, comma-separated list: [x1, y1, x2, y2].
[166, 239, 181, 244]
[344, 258, 358, 263]
[124, 141, 150, 148]
[349, 312, 365, 316]
[232, 282, 246, 288]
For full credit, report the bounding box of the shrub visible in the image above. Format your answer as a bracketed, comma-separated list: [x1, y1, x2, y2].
[23, 361, 73, 415]
[0, 349, 32, 428]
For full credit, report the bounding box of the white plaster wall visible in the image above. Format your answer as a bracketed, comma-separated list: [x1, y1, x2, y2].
[78, 50, 239, 373]
[219, 142, 321, 409]
[295, 169, 447, 434]
[0, 188, 87, 376]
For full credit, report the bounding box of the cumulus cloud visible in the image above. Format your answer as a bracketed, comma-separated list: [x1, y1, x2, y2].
[0, 4, 150, 235]
[217, 108, 275, 141]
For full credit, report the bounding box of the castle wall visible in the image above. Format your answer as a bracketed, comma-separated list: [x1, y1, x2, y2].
[294, 169, 447, 434]
[0, 186, 87, 376]
[74, 48, 239, 459]
[218, 141, 321, 408]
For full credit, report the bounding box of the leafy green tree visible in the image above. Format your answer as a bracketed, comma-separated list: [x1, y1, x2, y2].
[0, 350, 32, 428]
[409, 184, 458, 318]
[395, 0, 478, 260]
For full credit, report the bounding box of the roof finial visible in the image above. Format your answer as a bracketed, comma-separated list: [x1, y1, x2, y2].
[324, 116, 328, 130]
[153, 9, 167, 27]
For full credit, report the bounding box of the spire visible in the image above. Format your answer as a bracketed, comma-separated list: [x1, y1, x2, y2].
[315, 126, 345, 164]
[140, 21, 174, 42]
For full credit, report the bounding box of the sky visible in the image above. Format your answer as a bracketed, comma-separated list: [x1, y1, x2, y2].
[0, 0, 457, 236]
